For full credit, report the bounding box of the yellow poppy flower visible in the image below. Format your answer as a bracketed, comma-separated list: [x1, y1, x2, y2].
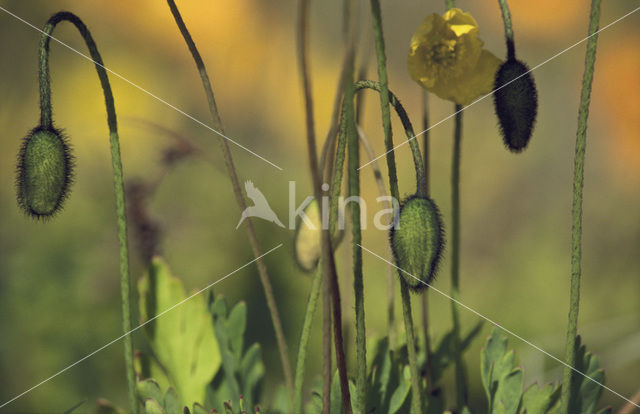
[408, 8, 503, 105]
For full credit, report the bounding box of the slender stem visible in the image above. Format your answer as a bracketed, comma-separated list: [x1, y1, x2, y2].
[442, 0, 467, 405]
[497, 0, 516, 60]
[401, 282, 423, 414]
[420, 91, 434, 391]
[346, 78, 366, 414]
[357, 127, 396, 349]
[450, 106, 467, 408]
[39, 12, 136, 413]
[316, 20, 354, 414]
[368, 0, 398, 202]
[293, 265, 323, 414]
[165, 0, 294, 398]
[297, 0, 353, 411]
[354, 81, 425, 194]
[561, 0, 602, 412]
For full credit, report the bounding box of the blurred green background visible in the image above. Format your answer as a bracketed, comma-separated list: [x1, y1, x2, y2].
[0, 0, 638, 412]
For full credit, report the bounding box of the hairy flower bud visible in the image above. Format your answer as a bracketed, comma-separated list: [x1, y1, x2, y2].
[493, 58, 538, 152]
[16, 126, 74, 218]
[390, 195, 444, 292]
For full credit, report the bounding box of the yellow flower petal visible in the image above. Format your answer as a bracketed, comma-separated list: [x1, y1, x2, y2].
[444, 8, 478, 30]
[449, 49, 502, 105]
[407, 8, 503, 105]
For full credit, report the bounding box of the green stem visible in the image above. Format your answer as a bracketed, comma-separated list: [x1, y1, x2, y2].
[354, 81, 425, 194]
[165, 0, 294, 398]
[346, 74, 366, 414]
[451, 106, 467, 408]
[368, 0, 398, 203]
[400, 282, 423, 414]
[497, 0, 516, 60]
[39, 12, 136, 413]
[297, 0, 353, 411]
[442, 0, 467, 405]
[421, 91, 434, 391]
[293, 265, 323, 414]
[561, 0, 602, 412]
[357, 127, 397, 350]
[353, 79, 425, 411]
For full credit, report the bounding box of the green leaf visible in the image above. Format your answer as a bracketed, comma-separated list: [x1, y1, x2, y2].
[494, 368, 523, 414]
[144, 399, 165, 414]
[521, 382, 560, 414]
[137, 379, 164, 404]
[481, 328, 523, 414]
[367, 337, 397, 412]
[568, 337, 607, 414]
[389, 366, 411, 414]
[138, 258, 221, 407]
[191, 403, 208, 414]
[163, 388, 181, 414]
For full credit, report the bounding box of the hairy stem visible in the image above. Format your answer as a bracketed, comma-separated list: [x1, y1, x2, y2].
[354, 77, 425, 411]
[346, 76, 366, 414]
[357, 127, 397, 349]
[165, 0, 294, 397]
[298, 0, 353, 411]
[39, 13, 136, 412]
[354, 81, 425, 193]
[293, 265, 323, 414]
[497, 0, 515, 60]
[421, 91, 434, 391]
[447, 0, 465, 406]
[560, 0, 602, 412]
[450, 106, 467, 408]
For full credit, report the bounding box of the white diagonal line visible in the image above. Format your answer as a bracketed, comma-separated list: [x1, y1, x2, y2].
[0, 243, 283, 410]
[0, 5, 283, 171]
[357, 243, 640, 409]
[358, 6, 640, 171]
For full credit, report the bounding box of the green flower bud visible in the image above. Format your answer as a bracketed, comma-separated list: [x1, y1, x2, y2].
[390, 195, 444, 292]
[293, 199, 343, 272]
[16, 126, 74, 218]
[493, 58, 538, 152]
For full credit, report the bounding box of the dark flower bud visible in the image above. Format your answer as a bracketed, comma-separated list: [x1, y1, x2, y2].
[16, 126, 74, 218]
[493, 58, 538, 152]
[390, 195, 444, 292]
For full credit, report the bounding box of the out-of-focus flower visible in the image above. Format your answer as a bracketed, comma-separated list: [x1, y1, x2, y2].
[408, 8, 502, 105]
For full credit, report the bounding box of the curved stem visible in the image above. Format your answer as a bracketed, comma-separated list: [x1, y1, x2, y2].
[561, 0, 602, 412]
[165, 0, 294, 398]
[451, 106, 467, 408]
[39, 12, 136, 412]
[354, 79, 424, 411]
[293, 265, 323, 414]
[497, 0, 516, 60]
[354, 81, 425, 194]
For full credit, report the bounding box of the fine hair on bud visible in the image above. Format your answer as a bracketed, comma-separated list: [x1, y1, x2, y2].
[493, 58, 538, 152]
[16, 126, 74, 218]
[390, 195, 445, 292]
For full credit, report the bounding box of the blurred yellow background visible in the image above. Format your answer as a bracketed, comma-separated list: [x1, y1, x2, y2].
[0, 0, 638, 412]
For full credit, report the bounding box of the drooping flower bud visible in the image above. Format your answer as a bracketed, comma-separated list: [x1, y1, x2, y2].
[390, 195, 444, 292]
[16, 126, 74, 218]
[493, 58, 538, 152]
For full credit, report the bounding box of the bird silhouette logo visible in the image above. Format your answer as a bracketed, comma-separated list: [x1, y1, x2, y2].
[236, 181, 285, 229]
